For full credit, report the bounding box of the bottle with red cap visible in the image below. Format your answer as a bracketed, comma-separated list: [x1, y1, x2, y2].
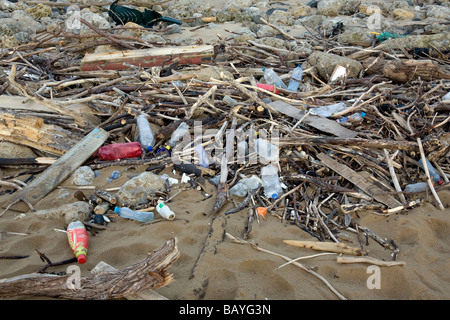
[67, 221, 89, 264]
[97, 142, 143, 160]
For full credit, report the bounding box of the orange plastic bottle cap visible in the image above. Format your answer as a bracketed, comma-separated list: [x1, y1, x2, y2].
[256, 207, 267, 217]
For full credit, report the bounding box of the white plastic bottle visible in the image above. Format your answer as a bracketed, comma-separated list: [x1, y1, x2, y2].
[194, 144, 210, 168]
[114, 206, 154, 223]
[136, 114, 155, 151]
[156, 201, 175, 220]
[229, 175, 262, 197]
[261, 164, 283, 200]
[404, 182, 429, 193]
[310, 102, 347, 117]
[418, 158, 443, 185]
[287, 64, 303, 92]
[168, 122, 190, 148]
[262, 67, 287, 89]
[255, 138, 279, 162]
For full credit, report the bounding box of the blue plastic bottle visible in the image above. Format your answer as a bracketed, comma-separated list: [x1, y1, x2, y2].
[114, 207, 154, 223]
[418, 158, 443, 185]
[287, 65, 303, 92]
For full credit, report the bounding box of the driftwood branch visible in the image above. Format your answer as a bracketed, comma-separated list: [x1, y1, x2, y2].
[0, 238, 179, 300]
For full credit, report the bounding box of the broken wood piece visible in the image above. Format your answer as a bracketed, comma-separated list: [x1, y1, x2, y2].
[317, 153, 402, 208]
[0, 238, 179, 300]
[91, 261, 169, 300]
[382, 59, 450, 83]
[283, 240, 368, 256]
[336, 256, 406, 267]
[2, 127, 109, 214]
[268, 100, 358, 138]
[81, 45, 214, 71]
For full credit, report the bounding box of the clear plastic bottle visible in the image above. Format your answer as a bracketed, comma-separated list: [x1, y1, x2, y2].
[287, 64, 303, 92]
[261, 164, 283, 200]
[255, 138, 279, 162]
[136, 114, 155, 151]
[194, 144, 210, 168]
[337, 112, 366, 123]
[404, 182, 429, 193]
[97, 142, 142, 160]
[114, 206, 154, 223]
[418, 158, 443, 185]
[229, 175, 262, 197]
[156, 201, 175, 220]
[262, 67, 287, 89]
[310, 102, 347, 117]
[168, 122, 190, 148]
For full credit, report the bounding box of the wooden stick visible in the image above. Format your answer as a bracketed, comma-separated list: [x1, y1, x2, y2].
[383, 149, 407, 204]
[336, 256, 406, 267]
[283, 240, 368, 256]
[416, 138, 445, 211]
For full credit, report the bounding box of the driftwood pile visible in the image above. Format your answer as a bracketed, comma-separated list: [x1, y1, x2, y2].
[0, 0, 449, 300]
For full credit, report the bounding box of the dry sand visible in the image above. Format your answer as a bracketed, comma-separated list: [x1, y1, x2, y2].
[1, 0, 450, 302]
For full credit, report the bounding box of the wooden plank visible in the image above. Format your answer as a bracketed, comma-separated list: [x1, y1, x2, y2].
[3, 127, 109, 213]
[81, 45, 215, 71]
[268, 101, 358, 138]
[316, 153, 402, 208]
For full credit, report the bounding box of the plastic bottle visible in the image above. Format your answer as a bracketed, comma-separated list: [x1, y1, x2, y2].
[223, 95, 239, 107]
[255, 138, 279, 162]
[114, 206, 154, 223]
[194, 144, 210, 168]
[310, 102, 347, 117]
[418, 158, 443, 185]
[136, 114, 155, 151]
[287, 64, 303, 92]
[229, 175, 262, 197]
[337, 112, 366, 123]
[256, 83, 279, 94]
[156, 201, 175, 220]
[404, 182, 429, 193]
[262, 67, 287, 89]
[97, 142, 142, 160]
[107, 170, 120, 183]
[261, 164, 283, 200]
[168, 122, 190, 148]
[66, 220, 89, 264]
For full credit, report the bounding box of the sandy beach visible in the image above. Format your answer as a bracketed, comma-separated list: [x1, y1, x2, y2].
[0, 0, 449, 301]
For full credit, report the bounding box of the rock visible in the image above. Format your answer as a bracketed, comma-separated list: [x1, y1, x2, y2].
[224, 0, 254, 13]
[1, 34, 19, 48]
[25, 4, 52, 20]
[392, 8, 415, 20]
[34, 201, 92, 224]
[165, 0, 215, 18]
[115, 172, 165, 206]
[339, 27, 374, 46]
[287, 1, 316, 18]
[426, 5, 450, 20]
[267, 9, 295, 25]
[307, 51, 363, 81]
[72, 166, 96, 186]
[295, 14, 324, 30]
[76, 11, 110, 35]
[317, 0, 345, 16]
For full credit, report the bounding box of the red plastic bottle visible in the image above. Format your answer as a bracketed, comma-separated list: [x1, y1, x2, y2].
[67, 221, 89, 264]
[97, 142, 143, 160]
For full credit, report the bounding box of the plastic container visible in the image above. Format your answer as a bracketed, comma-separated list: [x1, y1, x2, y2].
[229, 175, 262, 197]
[262, 67, 287, 89]
[255, 138, 279, 162]
[107, 170, 120, 183]
[66, 220, 89, 264]
[418, 158, 443, 185]
[156, 201, 175, 220]
[337, 112, 366, 123]
[261, 164, 283, 200]
[97, 142, 142, 160]
[223, 95, 239, 107]
[287, 64, 303, 92]
[136, 114, 155, 151]
[168, 122, 190, 148]
[404, 182, 429, 193]
[256, 83, 279, 94]
[114, 206, 154, 223]
[310, 102, 347, 117]
[194, 144, 210, 168]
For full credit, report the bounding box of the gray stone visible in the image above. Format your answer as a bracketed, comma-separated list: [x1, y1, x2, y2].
[426, 5, 450, 20]
[317, 0, 346, 16]
[115, 172, 165, 206]
[72, 166, 96, 186]
[307, 51, 363, 81]
[34, 201, 92, 224]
